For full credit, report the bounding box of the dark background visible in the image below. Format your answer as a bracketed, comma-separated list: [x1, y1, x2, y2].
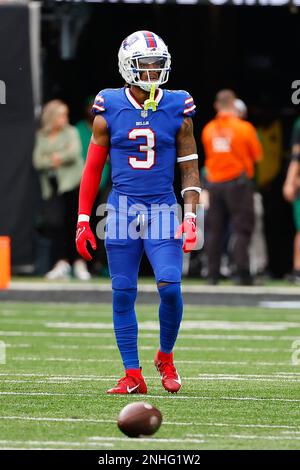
[41, 3, 300, 277]
[0, 5, 35, 267]
[42, 4, 300, 134]
[1, 3, 300, 275]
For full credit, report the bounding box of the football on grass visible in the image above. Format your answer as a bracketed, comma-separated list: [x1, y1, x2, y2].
[117, 402, 162, 438]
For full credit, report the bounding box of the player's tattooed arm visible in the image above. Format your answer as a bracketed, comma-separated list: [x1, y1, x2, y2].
[91, 115, 110, 147]
[176, 117, 201, 215]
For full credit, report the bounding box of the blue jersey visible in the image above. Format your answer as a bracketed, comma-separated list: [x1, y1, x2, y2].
[92, 87, 196, 197]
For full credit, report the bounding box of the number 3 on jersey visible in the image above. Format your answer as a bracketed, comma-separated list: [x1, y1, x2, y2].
[128, 128, 156, 169]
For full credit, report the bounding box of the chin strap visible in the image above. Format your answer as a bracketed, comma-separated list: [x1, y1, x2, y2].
[144, 84, 158, 112]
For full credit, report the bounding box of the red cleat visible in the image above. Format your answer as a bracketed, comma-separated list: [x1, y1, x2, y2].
[154, 350, 181, 393]
[106, 370, 147, 395]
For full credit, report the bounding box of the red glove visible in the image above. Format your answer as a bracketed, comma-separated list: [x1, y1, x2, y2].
[175, 215, 197, 253]
[76, 221, 97, 261]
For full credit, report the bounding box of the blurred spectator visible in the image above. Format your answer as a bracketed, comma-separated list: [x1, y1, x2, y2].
[248, 191, 268, 277]
[33, 99, 90, 281]
[254, 103, 294, 278]
[202, 89, 262, 285]
[75, 96, 94, 159]
[75, 96, 111, 190]
[255, 113, 283, 190]
[75, 97, 111, 276]
[283, 118, 300, 283]
[234, 99, 268, 277]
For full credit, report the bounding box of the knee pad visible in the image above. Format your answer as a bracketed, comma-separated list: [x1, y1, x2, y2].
[112, 274, 136, 291]
[112, 275, 137, 313]
[158, 282, 182, 307]
[157, 267, 182, 284]
[113, 289, 137, 313]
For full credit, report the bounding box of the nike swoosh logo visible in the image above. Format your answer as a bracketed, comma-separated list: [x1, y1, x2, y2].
[76, 226, 85, 241]
[162, 375, 181, 385]
[127, 384, 140, 393]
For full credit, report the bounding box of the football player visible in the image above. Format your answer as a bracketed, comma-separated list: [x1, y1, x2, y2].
[76, 31, 201, 394]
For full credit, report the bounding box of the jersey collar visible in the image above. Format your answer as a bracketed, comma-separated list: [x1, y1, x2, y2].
[125, 87, 164, 110]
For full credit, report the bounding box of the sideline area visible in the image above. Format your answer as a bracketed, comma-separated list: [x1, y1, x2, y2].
[1, 278, 300, 307]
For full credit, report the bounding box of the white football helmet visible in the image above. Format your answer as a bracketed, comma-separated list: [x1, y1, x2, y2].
[118, 31, 171, 92]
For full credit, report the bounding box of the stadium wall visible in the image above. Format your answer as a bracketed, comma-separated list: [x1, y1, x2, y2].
[0, 4, 37, 270]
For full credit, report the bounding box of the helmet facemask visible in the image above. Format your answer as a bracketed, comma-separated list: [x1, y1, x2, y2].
[128, 56, 170, 92]
[118, 32, 171, 93]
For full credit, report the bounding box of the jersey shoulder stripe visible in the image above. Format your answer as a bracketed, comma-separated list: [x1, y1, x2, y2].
[92, 92, 106, 114]
[92, 88, 123, 115]
[182, 92, 196, 117]
[164, 89, 196, 118]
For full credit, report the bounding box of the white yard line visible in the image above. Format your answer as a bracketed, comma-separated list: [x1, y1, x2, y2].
[44, 320, 300, 331]
[2, 330, 298, 340]
[0, 436, 203, 446]
[145, 395, 300, 403]
[0, 415, 297, 430]
[1, 391, 300, 403]
[0, 416, 116, 423]
[0, 373, 118, 378]
[0, 439, 114, 447]
[1, 379, 116, 384]
[0, 331, 113, 338]
[9, 280, 300, 295]
[47, 344, 290, 353]
[3, 375, 300, 384]
[199, 374, 300, 381]
[0, 447, 110, 450]
[11, 356, 294, 366]
[5, 340, 289, 353]
[5, 318, 300, 332]
[0, 392, 93, 397]
[88, 436, 204, 444]
[2, 372, 300, 380]
[193, 423, 299, 430]
[187, 433, 300, 441]
[278, 372, 300, 375]
[260, 301, 300, 309]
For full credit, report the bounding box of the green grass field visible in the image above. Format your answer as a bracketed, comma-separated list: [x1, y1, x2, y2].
[1, 301, 300, 450]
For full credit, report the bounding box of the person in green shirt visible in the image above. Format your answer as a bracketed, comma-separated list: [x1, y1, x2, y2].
[283, 116, 300, 283]
[76, 96, 110, 191]
[76, 97, 111, 276]
[33, 99, 91, 281]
